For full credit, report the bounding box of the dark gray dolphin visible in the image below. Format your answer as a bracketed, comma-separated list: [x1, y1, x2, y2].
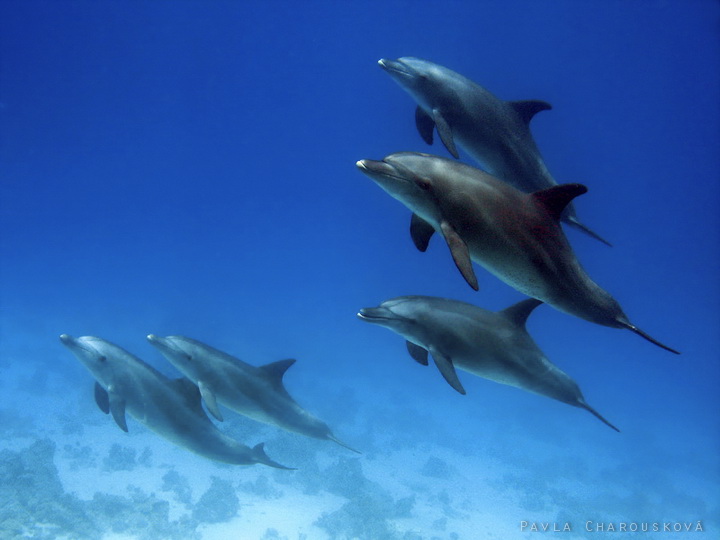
[146, 335, 359, 453]
[59, 334, 293, 469]
[356, 152, 678, 354]
[358, 296, 619, 431]
[378, 56, 610, 246]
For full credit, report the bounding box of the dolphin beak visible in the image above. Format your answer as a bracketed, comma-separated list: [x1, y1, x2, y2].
[355, 159, 397, 178]
[357, 307, 392, 323]
[146, 334, 175, 354]
[59, 334, 96, 355]
[377, 58, 409, 77]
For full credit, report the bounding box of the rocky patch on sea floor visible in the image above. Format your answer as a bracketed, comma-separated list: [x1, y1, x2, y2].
[311, 456, 448, 540]
[0, 438, 255, 539]
[0, 439, 97, 540]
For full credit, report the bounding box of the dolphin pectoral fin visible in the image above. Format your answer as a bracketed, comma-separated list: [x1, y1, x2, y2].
[508, 100, 552, 125]
[432, 108, 459, 158]
[410, 214, 435, 252]
[170, 377, 210, 418]
[108, 391, 128, 432]
[532, 184, 588, 222]
[578, 400, 620, 432]
[406, 341, 429, 365]
[621, 322, 680, 355]
[415, 106, 435, 145]
[198, 380, 223, 422]
[498, 298, 543, 329]
[429, 349, 466, 395]
[440, 220, 479, 290]
[94, 382, 110, 414]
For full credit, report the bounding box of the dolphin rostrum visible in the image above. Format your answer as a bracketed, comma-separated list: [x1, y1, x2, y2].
[356, 152, 678, 354]
[378, 56, 610, 246]
[60, 334, 294, 469]
[358, 296, 619, 431]
[146, 335, 359, 453]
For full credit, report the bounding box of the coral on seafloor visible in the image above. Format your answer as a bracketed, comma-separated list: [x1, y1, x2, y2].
[192, 476, 240, 523]
[0, 439, 204, 540]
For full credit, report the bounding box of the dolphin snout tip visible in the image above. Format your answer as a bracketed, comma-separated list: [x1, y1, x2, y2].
[355, 160, 367, 170]
[146, 334, 158, 342]
[59, 334, 71, 344]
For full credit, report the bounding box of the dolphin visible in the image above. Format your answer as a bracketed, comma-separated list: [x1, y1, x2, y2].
[146, 335, 360, 453]
[356, 152, 678, 354]
[378, 56, 610, 246]
[59, 334, 293, 469]
[358, 296, 619, 431]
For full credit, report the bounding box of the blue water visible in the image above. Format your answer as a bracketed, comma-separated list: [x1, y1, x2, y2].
[1, 1, 718, 539]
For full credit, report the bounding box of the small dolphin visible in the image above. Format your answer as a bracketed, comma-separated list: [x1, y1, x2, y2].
[60, 334, 293, 469]
[356, 152, 678, 354]
[378, 56, 609, 246]
[358, 296, 619, 431]
[146, 335, 359, 453]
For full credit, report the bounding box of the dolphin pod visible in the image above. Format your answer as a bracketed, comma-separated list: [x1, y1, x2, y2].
[62, 55, 678, 454]
[378, 56, 610, 246]
[357, 296, 619, 432]
[60, 332, 361, 467]
[146, 334, 360, 453]
[59, 334, 294, 469]
[356, 152, 678, 355]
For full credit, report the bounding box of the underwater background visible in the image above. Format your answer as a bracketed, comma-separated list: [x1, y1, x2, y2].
[1, 1, 718, 539]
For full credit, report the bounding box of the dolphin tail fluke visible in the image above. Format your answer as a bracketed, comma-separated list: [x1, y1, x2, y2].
[579, 401, 620, 432]
[252, 443, 296, 470]
[327, 434, 362, 454]
[564, 215, 612, 247]
[622, 322, 680, 355]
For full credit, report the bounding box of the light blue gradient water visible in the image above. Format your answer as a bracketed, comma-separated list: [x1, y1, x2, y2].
[1, 1, 718, 539]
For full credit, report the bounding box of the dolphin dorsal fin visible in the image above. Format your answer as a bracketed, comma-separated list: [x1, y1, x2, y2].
[498, 298, 543, 329]
[509, 100, 552, 125]
[260, 359, 296, 387]
[532, 184, 588, 221]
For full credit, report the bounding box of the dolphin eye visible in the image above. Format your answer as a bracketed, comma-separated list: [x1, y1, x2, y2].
[98, 356, 107, 363]
[416, 178, 432, 191]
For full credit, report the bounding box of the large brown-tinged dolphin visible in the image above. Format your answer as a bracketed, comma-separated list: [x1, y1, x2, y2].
[378, 56, 610, 246]
[59, 334, 293, 469]
[358, 296, 619, 431]
[356, 152, 678, 354]
[146, 335, 359, 453]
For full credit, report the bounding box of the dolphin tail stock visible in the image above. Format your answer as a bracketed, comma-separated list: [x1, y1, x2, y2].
[621, 322, 680, 355]
[251, 443, 296, 470]
[578, 400, 620, 432]
[564, 215, 612, 247]
[327, 434, 362, 454]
